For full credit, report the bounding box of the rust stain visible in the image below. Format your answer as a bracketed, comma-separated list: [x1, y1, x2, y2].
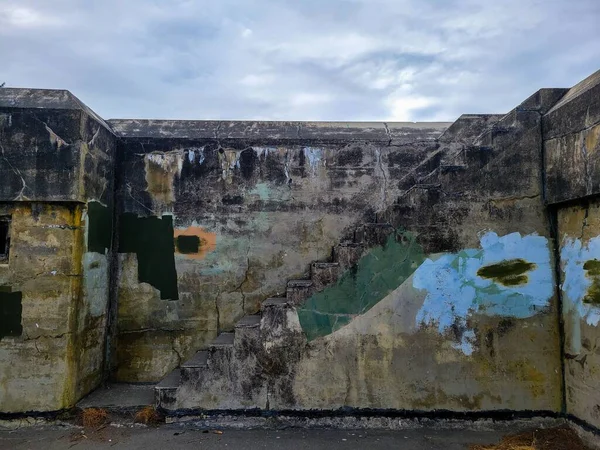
[585, 124, 600, 155]
[144, 152, 183, 204]
[173, 226, 217, 259]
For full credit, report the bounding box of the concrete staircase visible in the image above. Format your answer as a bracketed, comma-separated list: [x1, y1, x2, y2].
[155, 221, 397, 411]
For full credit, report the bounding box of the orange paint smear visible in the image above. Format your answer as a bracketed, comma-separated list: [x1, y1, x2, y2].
[174, 226, 217, 259]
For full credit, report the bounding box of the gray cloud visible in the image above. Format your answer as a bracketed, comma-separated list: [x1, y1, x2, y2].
[0, 0, 598, 121]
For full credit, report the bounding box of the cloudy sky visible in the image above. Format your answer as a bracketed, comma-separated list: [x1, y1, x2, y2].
[1, 0, 599, 121]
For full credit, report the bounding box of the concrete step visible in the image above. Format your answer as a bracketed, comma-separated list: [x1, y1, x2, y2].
[235, 314, 261, 328]
[78, 383, 155, 411]
[210, 332, 235, 348]
[234, 315, 261, 348]
[155, 369, 180, 410]
[261, 297, 291, 310]
[180, 350, 209, 383]
[355, 223, 395, 247]
[181, 350, 208, 369]
[310, 262, 340, 291]
[287, 280, 314, 305]
[334, 243, 364, 269]
[156, 369, 181, 389]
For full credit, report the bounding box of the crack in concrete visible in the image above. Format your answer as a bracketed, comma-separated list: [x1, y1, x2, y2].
[383, 122, 392, 146]
[580, 202, 590, 240]
[171, 340, 183, 367]
[375, 148, 388, 208]
[88, 127, 101, 147]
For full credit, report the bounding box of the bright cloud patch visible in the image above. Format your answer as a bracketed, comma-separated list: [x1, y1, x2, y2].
[413, 232, 554, 355]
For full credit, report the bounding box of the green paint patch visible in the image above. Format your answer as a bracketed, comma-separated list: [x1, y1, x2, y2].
[583, 259, 600, 305]
[298, 229, 425, 341]
[0, 287, 22, 339]
[87, 201, 112, 254]
[477, 258, 535, 286]
[176, 235, 200, 254]
[119, 214, 179, 300]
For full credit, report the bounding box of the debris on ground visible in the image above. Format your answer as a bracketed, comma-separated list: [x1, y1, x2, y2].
[470, 425, 592, 450]
[78, 407, 109, 428]
[133, 405, 163, 426]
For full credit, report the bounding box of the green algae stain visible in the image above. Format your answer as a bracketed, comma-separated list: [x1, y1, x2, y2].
[298, 229, 426, 341]
[583, 259, 600, 305]
[477, 258, 536, 286]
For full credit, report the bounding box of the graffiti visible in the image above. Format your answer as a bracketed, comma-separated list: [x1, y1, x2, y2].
[298, 229, 426, 340]
[561, 236, 600, 327]
[173, 225, 217, 260]
[414, 232, 554, 355]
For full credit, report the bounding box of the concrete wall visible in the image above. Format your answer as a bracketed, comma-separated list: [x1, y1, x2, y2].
[550, 70, 600, 429]
[201, 95, 565, 412]
[0, 90, 117, 412]
[107, 120, 449, 382]
[1, 69, 599, 422]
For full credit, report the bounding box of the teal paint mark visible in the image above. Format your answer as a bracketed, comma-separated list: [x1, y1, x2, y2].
[176, 235, 200, 254]
[414, 232, 554, 355]
[249, 183, 271, 201]
[298, 229, 426, 341]
[87, 201, 112, 254]
[119, 214, 179, 300]
[0, 287, 22, 339]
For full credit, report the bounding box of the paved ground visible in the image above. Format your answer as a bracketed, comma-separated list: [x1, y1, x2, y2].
[0, 421, 561, 450]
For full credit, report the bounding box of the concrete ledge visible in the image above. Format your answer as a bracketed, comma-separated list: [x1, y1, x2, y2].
[107, 119, 450, 143]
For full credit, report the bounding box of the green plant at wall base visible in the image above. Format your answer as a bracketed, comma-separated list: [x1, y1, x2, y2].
[298, 229, 426, 341]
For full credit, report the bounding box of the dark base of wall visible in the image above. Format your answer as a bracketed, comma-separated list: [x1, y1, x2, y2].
[2, 407, 599, 438]
[164, 407, 559, 422]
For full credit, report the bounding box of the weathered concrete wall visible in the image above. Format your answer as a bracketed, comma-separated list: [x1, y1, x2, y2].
[2, 69, 600, 421]
[551, 70, 600, 430]
[210, 94, 565, 412]
[544, 70, 600, 204]
[107, 120, 449, 382]
[558, 199, 600, 428]
[0, 90, 117, 412]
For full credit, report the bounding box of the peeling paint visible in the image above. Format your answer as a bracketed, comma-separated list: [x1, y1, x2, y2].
[303, 147, 324, 175]
[561, 235, 600, 356]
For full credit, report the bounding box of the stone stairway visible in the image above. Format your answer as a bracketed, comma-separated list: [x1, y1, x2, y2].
[155, 221, 397, 411]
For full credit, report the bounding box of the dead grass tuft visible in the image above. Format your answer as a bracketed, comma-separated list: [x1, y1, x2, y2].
[79, 408, 109, 428]
[134, 405, 163, 425]
[470, 425, 591, 450]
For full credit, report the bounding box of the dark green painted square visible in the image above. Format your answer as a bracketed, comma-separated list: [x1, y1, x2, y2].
[1, 290, 22, 339]
[176, 235, 200, 254]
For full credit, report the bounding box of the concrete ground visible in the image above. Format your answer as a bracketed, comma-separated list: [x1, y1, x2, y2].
[1, 418, 592, 450]
[0, 425, 517, 450]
